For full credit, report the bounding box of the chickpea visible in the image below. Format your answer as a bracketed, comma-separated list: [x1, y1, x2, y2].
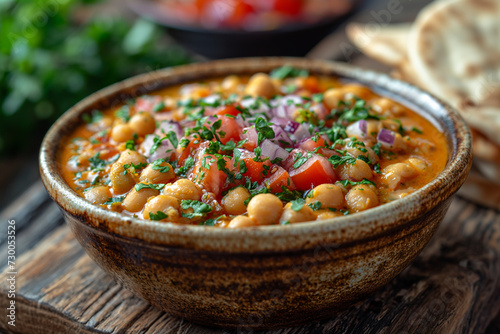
[245, 73, 276, 99]
[163, 179, 202, 201]
[111, 124, 135, 142]
[346, 185, 379, 213]
[323, 88, 344, 109]
[221, 75, 240, 91]
[407, 157, 427, 172]
[371, 97, 404, 116]
[347, 147, 379, 164]
[84, 186, 112, 205]
[247, 194, 283, 225]
[122, 187, 160, 212]
[117, 149, 148, 166]
[228, 215, 256, 228]
[339, 159, 373, 181]
[129, 112, 156, 136]
[222, 187, 251, 215]
[279, 202, 317, 224]
[109, 162, 135, 194]
[143, 195, 179, 220]
[307, 184, 345, 209]
[316, 209, 343, 220]
[381, 162, 417, 190]
[342, 83, 373, 100]
[140, 161, 175, 184]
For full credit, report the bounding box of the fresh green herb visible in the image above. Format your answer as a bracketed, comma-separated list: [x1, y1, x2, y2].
[374, 163, 381, 174]
[153, 101, 165, 112]
[151, 159, 170, 173]
[411, 126, 423, 134]
[149, 211, 168, 221]
[372, 143, 381, 156]
[270, 65, 309, 80]
[125, 140, 136, 151]
[308, 201, 322, 211]
[328, 155, 356, 168]
[338, 99, 381, 123]
[312, 93, 324, 103]
[275, 187, 303, 202]
[394, 119, 405, 136]
[123, 162, 147, 175]
[88, 153, 108, 171]
[180, 200, 213, 218]
[115, 106, 131, 122]
[284, 84, 297, 94]
[254, 117, 275, 144]
[82, 110, 103, 124]
[103, 196, 125, 205]
[290, 198, 305, 211]
[166, 131, 178, 148]
[339, 179, 376, 187]
[177, 156, 194, 176]
[293, 152, 312, 169]
[134, 183, 165, 192]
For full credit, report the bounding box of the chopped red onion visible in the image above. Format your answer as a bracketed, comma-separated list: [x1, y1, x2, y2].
[270, 117, 289, 128]
[270, 125, 293, 145]
[377, 128, 396, 147]
[346, 120, 368, 138]
[284, 121, 300, 133]
[235, 114, 249, 128]
[157, 120, 183, 138]
[141, 134, 175, 162]
[240, 97, 271, 115]
[290, 123, 311, 142]
[260, 140, 290, 162]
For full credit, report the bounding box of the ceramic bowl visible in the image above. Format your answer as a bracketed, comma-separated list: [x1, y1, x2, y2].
[39, 58, 472, 329]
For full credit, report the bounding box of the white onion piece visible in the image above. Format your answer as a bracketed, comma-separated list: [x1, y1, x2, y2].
[241, 126, 258, 144]
[270, 117, 289, 128]
[260, 140, 290, 162]
[202, 94, 220, 105]
[235, 114, 249, 128]
[377, 128, 396, 148]
[346, 120, 368, 139]
[270, 125, 293, 145]
[240, 97, 271, 115]
[141, 134, 175, 162]
[291, 123, 311, 142]
[157, 120, 183, 138]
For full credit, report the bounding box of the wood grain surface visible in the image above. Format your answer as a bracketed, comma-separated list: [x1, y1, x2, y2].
[0, 181, 500, 334]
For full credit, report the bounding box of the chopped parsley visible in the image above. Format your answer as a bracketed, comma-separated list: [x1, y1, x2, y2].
[180, 200, 213, 218]
[125, 140, 136, 151]
[339, 179, 376, 187]
[270, 65, 309, 80]
[123, 162, 147, 175]
[151, 159, 170, 173]
[290, 198, 305, 211]
[134, 183, 165, 192]
[149, 211, 168, 221]
[328, 154, 356, 168]
[103, 196, 125, 205]
[411, 126, 423, 134]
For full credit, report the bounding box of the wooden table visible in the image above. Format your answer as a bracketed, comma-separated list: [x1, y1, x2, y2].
[1, 0, 500, 333]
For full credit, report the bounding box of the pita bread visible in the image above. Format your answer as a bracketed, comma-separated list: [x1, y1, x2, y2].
[408, 0, 500, 135]
[346, 23, 411, 67]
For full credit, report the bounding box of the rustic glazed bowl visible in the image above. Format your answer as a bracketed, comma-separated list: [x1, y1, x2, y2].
[39, 58, 472, 329]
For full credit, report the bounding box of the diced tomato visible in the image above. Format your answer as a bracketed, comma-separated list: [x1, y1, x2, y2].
[303, 77, 320, 93]
[215, 105, 240, 117]
[233, 149, 271, 183]
[274, 0, 303, 15]
[289, 155, 338, 191]
[298, 136, 326, 151]
[264, 166, 295, 192]
[177, 135, 201, 166]
[218, 115, 242, 145]
[190, 148, 230, 195]
[134, 96, 162, 113]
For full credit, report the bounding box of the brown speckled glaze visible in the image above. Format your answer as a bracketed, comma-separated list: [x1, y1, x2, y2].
[39, 58, 472, 329]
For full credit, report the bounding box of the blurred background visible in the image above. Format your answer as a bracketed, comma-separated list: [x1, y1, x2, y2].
[0, 0, 409, 209]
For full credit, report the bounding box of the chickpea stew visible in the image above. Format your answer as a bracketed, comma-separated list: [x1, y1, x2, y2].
[60, 66, 448, 228]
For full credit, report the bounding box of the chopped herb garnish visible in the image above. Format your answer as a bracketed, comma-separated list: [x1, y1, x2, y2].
[149, 211, 168, 221]
[166, 131, 178, 148]
[290, 198, 305, 211]
[411, 126, 423, 134]
[180, 200, 213, 218]
[270, 65, 309, 80]
[123, 162, 147, 175]
[308, 201, 322, 211]
[134, 183, 165, 192]
[103, 196, 125, 205]
[83, 110, 103, 124]
[374, 163, 381, 174]
[339, 179, 376, 187]
[115, 106, 130, 122]
[328, 154, 356, 168]
[153, 101, 166, 112]
[151, 159, 170, 173]
[125, 140, 136, 151]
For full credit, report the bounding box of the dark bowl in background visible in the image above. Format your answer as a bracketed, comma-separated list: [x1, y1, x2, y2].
[127, 0, 364, 59]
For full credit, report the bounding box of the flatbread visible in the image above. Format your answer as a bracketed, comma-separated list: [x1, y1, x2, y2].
[346, 23, 411, 67]
[408, 0, 500, 139]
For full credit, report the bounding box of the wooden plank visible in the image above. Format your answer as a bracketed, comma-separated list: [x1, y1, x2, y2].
[1, 196, 500, 334]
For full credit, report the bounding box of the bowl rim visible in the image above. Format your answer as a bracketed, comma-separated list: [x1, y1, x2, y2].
[39, 57, 472, 253]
